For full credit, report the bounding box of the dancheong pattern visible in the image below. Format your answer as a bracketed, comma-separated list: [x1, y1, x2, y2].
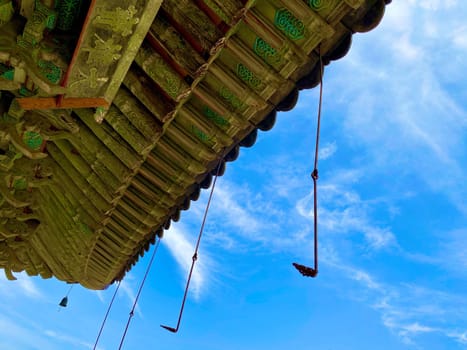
[274, 8, 305, 41]
[253, 37, 282, 67]
[308, 0, 331, 10]
[236, 63, 261, 90]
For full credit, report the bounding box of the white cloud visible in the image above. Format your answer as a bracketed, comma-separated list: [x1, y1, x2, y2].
[392, 34, 422, 61]
[324, 252, 467, 347]
[44, 329, 99, 350]
[296, 184, 397, 251]
[0, 315, 53, 349]
[0, 313, 99, 350]
[437, 229, 467, 277]
[351, 269, 381, 290]
[448, 331, 467, 344]
[163, 225, 210, 299]
[322, 0, 467, 215]
[400, 322, 437, 335]
[416, 0, 458, 10]
[318, 141, 337, 160]
[119, 277, 143, 318]
[96, 290, 106, 303]
[452, 25, 467, 49]
[0, 272, 42, 299]
[212, 184, 263, 236]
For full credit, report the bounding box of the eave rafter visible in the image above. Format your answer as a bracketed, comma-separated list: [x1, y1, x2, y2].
[0, 0, 389, 289]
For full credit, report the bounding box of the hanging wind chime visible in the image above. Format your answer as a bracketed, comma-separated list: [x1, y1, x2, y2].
[293, 46, 324, 278]
[58, 284, 74, 310]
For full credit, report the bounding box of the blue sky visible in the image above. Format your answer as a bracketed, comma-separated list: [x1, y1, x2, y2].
[1, 1, 467, 349]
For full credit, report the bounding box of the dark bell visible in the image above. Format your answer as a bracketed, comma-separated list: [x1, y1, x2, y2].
[59, 296, 68, 307]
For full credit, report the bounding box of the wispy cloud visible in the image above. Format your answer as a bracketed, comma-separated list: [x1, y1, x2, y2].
[0, 312, 99, 350]
[212, 184, 264, 236]
[119, 277, 143, 318]
[0, 272, 42, 299]
[318, 141, 337, 160]
[163, 225, 211, 299]
[44, 329, 100, 350]
[436, 229, 467, 277]
[0, 315, 53, 349]
[325, 253, 467, 347]
[322, 0, 467, 214]
[451, 25, 467, 49]
[296, 183, 397, 251]
[156, 4, 466, 347]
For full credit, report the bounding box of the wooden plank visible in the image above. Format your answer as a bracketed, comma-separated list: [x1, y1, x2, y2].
[17, 97, 110, 110]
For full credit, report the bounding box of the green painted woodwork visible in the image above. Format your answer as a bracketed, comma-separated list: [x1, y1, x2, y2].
[84, 35, 122, 67]
[0, 1, 14, 26]
[274, 8, 305, 41]
[219, 86, 244, 110]
[203, 106, 230, 128]
[150, 17, 204, 75]
[236, 63, 261, 90]
[66, 0, 163, 103]
[162, 0, 220, 52]
[34, 0, 57, 29]
[308, 0, 330, 10]
[4, 99, 25, 122]
[136, 45, 188, 100]
[22, 12, 47, 45]
[105, 106, 151, 155]
[191, 125, 212, 145]
[253, 37, 282, 67]
[93, 6, 139, 37]
[123, 70, 172, 123]
[63, 127, 122, 193]
[76, 109, 142, 170]
[18, 1, 58, 45]
[345, 0, 365, 9]
[18, 87, 35, 97]
[113, 88, 162, 141]
[203, 0, 230, 23]
[37, 59, 61, 84]
[202, 0, 242, 24]
[70, 67, 108, 91]
[305, 0, 365, 24]
[56, 0, 81, 31]
[12, 177, 27, 190]
[1, 69, 14, 81]
[0, 0, 385, 288]
[22, 131, 43, 150]
[77, 222, 92, 235]
[104, 0, 164, 104]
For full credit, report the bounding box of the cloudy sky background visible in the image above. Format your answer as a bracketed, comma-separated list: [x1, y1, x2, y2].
[1, 1, 466, 349]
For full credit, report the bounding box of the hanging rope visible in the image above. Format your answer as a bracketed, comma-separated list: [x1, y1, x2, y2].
[293, 45, 324, 278]
[161, 158, 223, 333]
[118, 236, 161, 350]
[92, 280, 121, 350]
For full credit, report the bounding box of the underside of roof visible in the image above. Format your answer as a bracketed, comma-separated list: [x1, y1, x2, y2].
[0, 0, 390, 289]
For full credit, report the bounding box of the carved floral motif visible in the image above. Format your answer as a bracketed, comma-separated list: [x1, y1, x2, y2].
[93, 5, 140, 37]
